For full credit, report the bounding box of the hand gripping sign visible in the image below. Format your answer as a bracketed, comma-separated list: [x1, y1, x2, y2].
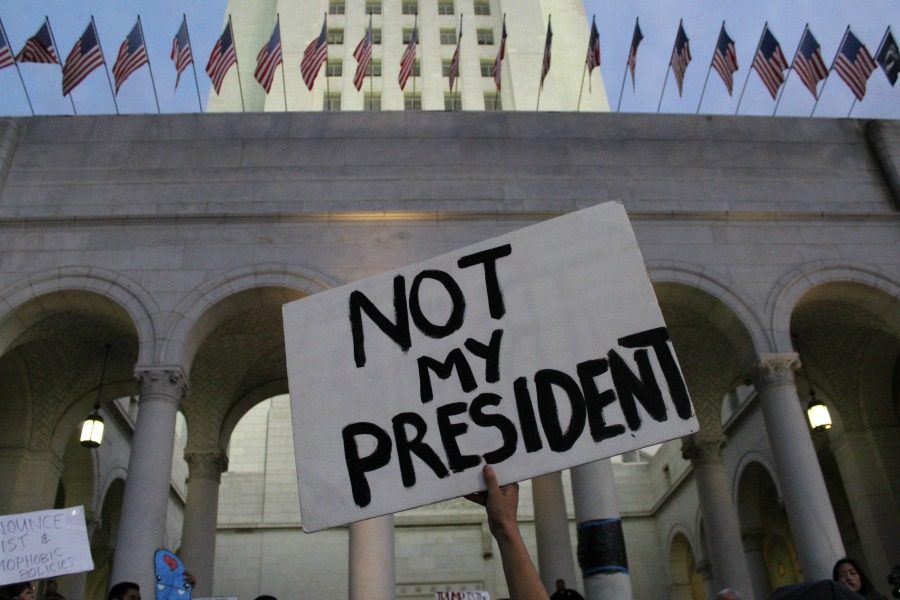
[283, 202, 698, 532]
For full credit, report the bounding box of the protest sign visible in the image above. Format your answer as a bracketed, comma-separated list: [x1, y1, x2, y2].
[436, 592, 490, 600]
[283, 202, 698, 532]
[0, 506, 94, 585]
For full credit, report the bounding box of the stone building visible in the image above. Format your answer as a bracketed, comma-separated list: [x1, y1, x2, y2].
[0, 111, 897, 600]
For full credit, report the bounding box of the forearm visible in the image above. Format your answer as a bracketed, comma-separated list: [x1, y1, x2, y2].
[493, 523, 549, 600]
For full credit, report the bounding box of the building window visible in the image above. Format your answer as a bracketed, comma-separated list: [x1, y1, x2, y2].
[327, 29, 344, 45]
[365, 59, 382, 77]
[405, 93, 421, 110]
[364, 93, 381, 111]
[437, 0, 455, 15]
[324, 93, 341, 111]
[440, 28, 457, 45]
[401, 1, 418, 15]
[326, 59, 342, 77]
[480, 60, 493, 77]
[442, 59, 451, 77]
[444, 92, 462, 111]
[402, 28, 416, 44]
[474, 0, 490, 15]
[365, 0, 382, 14]
[372, 28, 382, 44]
[412, 59, 421, 77]
[477, 29, 494, 45]
[484, 92, 501, 110]
[328, 1, 345, 15]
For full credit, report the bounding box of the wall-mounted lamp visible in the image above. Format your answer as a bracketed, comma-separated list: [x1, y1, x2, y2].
[793, 332, 832, 432]
[80, 344, 111, 448]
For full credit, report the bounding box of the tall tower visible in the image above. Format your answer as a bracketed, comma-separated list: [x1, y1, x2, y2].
[208, 0, 609, 112]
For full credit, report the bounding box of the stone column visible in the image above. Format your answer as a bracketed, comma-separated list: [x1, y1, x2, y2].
[532, 471, 577, 593]
[742, 528, 772, 600]
[752, 354, 844, 580]
[110, 368, 187, 595]
[180, 450, 229, 596]
[571, 459, 633, 600]
[349, 515, 395, 600]
[682, 435, 755, 595]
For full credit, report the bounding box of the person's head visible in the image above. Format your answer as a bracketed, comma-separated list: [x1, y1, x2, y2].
[253, 596, 278, 600]
[554, 579, 566, 592]
[833, 558, 873, 594]
[107, 582, 140, 600]
[714, 589, 742, 600]
[45, 580, 58, 594]
[0, 582, 35, 600]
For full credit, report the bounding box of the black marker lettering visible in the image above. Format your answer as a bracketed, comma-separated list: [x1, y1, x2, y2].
[534, 369, 587, 452]
[392, 412, 449, 487]
[436, 402, 481, 473]
[342, 422, 393, 507]
[513, 376, 543, 452]
[469, 392, 518, 464]
[349, 275, 411, 368]
[576, 358, 626, 442]
[417, 349, 477, 403]
[409, 269, 465, 339]
[464, 328, 504, 384]
[618, 327, 693, 420]
[456, 244, 512, 319]
[608, 348, 666, 431]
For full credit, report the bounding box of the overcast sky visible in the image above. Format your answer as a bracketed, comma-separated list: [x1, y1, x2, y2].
[0, 0, 896, 118]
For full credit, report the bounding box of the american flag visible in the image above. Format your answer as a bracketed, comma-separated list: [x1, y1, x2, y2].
[206, 22, 237, 95]
[711, 25, 738, 95]
[353, 20, 373, 91]
[751, 26, 788, 99]
[254, 21, 283, 93]
[301, 16, 328, 90]
[171, 18, 193, 90]
[16, 21, 58, 64]
[792, 28, 828, 99]
[0, 22, 14, 70]
[670, 22, 691, 96]
[627, 19, 644, 89]
[586, 17, 600, 73]
[833, 30, 877, 100]
[448, 26, 461, 91]
[875, 28, 898, 87]
[62, 21, 104, 96]
[492, 18, 507, 91]
[398, 26, 417, 90]
[112, 21, 149, 94]
[539, 17, 552, 90]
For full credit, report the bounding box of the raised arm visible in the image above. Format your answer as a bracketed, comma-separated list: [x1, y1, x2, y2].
[467, 465, 549, 600]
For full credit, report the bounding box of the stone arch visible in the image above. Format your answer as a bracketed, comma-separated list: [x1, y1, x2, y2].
[218, 379, 289, 451]
[667, 526, 705, 600]
[0, 267, 158, 365]
[733, 451, 781, 504]
[767, 262, 900, 353]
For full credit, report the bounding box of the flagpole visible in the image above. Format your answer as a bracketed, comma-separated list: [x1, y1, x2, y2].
[696, 21, 724, 115]
[89, 16, 119, 115]
[656, 65, 671, 113]
[0, 17, 35, 115]
[368, 14, 373, 106]
[45, 16, 77, 115]
[735, 21, 767, 115]
[183, 15, 203, 112]
[324, 14, 331, 103]
[137, 15, 161, 114]
[774, 23, 807, 116]
[278, 14, 288, 112]
[497, 14, 504, 110]
[617, 17, 638, 112]
[411, 13, 418, 98]
[812, 25, 848, 117]
[227, 16, 245, 112]
[452, 13, 461, 93]
[537, 14, 549, 111]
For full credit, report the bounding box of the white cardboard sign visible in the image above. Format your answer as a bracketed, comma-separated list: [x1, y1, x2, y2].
[0, 506, 94, 585]
[283, 202, 698, 532]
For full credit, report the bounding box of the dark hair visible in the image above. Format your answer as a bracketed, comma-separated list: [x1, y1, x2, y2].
[833, 558, 875, 594]
[253, 596, 278, 600]
[0, 582, 33, 600]
[108, 582, 140, 600]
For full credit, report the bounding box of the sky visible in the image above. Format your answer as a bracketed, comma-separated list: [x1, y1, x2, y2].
[0, 0, 896, 118]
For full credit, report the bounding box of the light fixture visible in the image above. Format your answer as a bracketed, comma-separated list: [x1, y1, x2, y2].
[80, 344, 111, 448]
[793, 332, 832, 432]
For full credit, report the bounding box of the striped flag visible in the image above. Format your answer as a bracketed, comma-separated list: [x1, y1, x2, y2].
[670, 22, 691, 96]
[539, 17, 552, 90]
[448, 20, 462, 91]
[398, 25, 417, 90]
[833, 30, 877, 100]
[0, 21, 14, 69]
[206, 21, 237, 94]
[492, 17, 507, 91]
[875, 28, 898, 86]
[751, 26, 788, 99]
[62, 21, 104, 96]
[254, 21, 283, 93]
[353, 18, 373, 91]
[627, 19, 643, 88]
[301, 16, 328, 90]
[16, 21, 58, 64]
[792, 28, 828, 99]
[112, 21, 149, 94]
[171, 18, 193, 90]
[711, 24, 738, 95]
[586, 16, 600, 73]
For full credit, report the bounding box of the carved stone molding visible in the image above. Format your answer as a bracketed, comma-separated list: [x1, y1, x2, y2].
[751, 353, 800, 392]
[135, 368, 188, 405]
[681, 433, 727, 465]
[184, 450, 229, 483]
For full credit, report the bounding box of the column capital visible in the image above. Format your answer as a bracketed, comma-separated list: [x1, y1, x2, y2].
[681, 433, 726, 465]
[185, 450, 229, 483]
[135, 368, 188, 404]
[751, 353, 800, 391]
